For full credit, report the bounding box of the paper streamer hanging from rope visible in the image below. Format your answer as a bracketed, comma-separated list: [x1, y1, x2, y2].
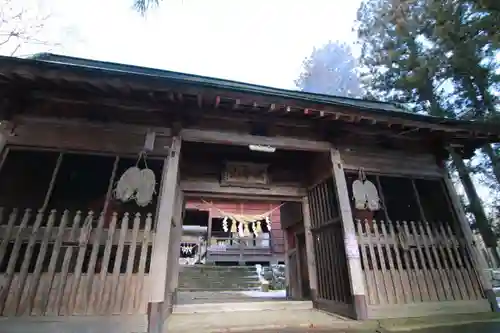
[200, 200, 283, 224]
[198, 200, 284, 236]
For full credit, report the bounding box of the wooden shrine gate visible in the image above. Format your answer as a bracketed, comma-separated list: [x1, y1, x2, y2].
[307, 176, 354, 318]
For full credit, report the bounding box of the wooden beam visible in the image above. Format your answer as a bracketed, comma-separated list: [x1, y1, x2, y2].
[180, 179, 305, 198]
[149, 137, 181, 304]
[180, 128, 332, 152]
[330, 148, 368, 320]
[7, 116, 172, 156]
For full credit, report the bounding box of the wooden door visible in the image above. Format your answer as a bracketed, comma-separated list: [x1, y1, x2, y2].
[308, 176, 354, 318]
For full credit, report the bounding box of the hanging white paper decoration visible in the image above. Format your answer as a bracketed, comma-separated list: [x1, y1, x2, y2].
[265, 216, 271, 231]
[364, 180, 381, 211]
[222, 216, 229, 232]
[352, 168, 380, 211]
[181, 244, 194, 254]
[238, 221, 245, 238]
[113, 152, 156, 207]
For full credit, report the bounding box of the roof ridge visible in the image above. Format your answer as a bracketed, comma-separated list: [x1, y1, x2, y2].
[27, 53, 405, 112]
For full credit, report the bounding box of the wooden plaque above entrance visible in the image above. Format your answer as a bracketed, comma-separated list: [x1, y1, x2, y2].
[221, 161, 269, 188]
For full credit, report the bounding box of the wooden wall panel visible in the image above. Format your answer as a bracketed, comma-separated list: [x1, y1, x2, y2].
[6, 117, 171, 156]
[339, 146, 440, 177]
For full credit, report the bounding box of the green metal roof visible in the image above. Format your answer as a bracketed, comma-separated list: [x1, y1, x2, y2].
[29, 53, 405, 111]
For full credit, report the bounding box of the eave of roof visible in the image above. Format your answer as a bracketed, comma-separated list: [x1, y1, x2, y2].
[0, 52, 497, 137]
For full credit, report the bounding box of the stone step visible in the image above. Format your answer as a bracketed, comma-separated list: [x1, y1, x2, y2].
[166, 303, 367, 333]
[178, 265, 261, 291]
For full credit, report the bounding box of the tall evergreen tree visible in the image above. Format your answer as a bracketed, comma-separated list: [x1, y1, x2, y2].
[425, 0, 500, 184]
[356, 0, 499, 258]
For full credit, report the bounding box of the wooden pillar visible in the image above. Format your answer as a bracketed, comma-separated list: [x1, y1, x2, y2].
[283, 229, 291, 298]
[207, 208, 213, 244]
[302, 196, 318, 301]
[330, 148, 368, 320]
[166, 189, 184, 312]
[147, 137, 181, 333]
[442, 168, 499, 312]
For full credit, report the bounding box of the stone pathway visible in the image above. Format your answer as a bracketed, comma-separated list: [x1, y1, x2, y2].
[407, 321, 500, 333]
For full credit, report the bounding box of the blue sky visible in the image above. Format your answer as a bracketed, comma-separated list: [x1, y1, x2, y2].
[9, 0, 361, 89]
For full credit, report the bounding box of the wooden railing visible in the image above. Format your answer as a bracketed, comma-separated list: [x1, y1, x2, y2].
[355, 219, 484, 306]
[0, 208, 154, 316]
[205, 236, 284, 261]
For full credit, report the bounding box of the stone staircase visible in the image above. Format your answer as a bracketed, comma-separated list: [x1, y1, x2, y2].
[178, 265, 261, 291]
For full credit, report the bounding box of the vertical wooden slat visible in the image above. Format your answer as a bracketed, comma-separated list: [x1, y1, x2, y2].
[109, 212, 130, 314]
[21, 209, 57, 315]
[0, 208, 17, 265]
[84, 213, 106, 315]
[387, 221, 412, 304]
[403, 220, 426, 302]
[416, 221, 447, 301]
[134, 213, 153, 312]
[379, 220, 404, 304]
[438, 222, 468, 300]
[0, 208, 30, 315]
[395, 220, 418, 303]
[444, 223, 481, 300]
[365, 222, 382, 304]
[67, 211, 94, 314]
[422, 221, 453, 301]
[326, 227, 337, 301]
[357, 219, 375, 304]
[309, 187, 325, 299]
[409, 220, 438, 302]
[122, 213, 141, 313]
[372, 220, 392, 304]
[375, 176, 411, 304]
[316, 184, 332, 301]
[318, 185, 333, 301]
[431, 222, 461, 300]
[55, 211, 82, 315]
[13, 210, 45, 314]
[40, 210, 69, 315]
[93, 212, 118, 313]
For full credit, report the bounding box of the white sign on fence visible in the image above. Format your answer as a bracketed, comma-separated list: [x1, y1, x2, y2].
[345, 232, 360, 259]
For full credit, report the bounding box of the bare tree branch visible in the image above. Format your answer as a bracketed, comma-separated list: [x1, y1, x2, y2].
[0, 0, 56, 56]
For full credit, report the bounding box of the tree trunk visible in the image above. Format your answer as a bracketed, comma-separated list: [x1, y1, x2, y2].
[482, 144, 500, 185]
[450, 151, 499, 266]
